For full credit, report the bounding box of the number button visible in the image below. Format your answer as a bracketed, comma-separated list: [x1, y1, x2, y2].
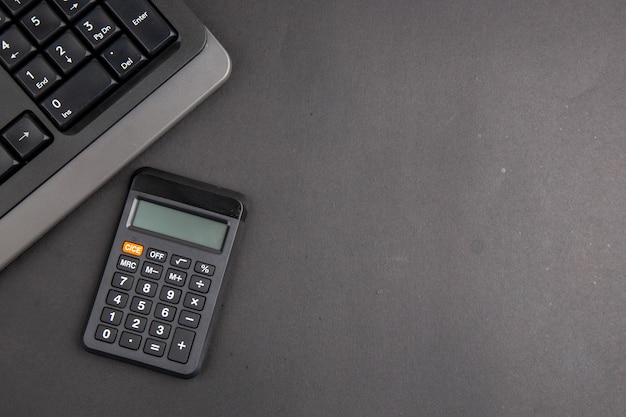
[119, 331, 141, 350]
[0, 26, 36, 71]
[14, 55, 61, 99]
[100, 307, 123, 325]
[20, 2, 65, 46]
[95, 324, 117, 343]
[51, 0, 95, 20]
[129, 296, 152, 315]
[106, 289, 128, 308]
[154, 303, 176, 322]
[159, 286, 181, 304]
[46, 31, 90, 75]
[183, 293, 206, 311]
[149, 321, 171, 339]
[1, 0, 37, 16]
[77, 6, 120, 49]
[136, 279, 157, 297]
[111, 272, 134, 290]
[124, 314, 147, 332]
[0, 9, 10, 31]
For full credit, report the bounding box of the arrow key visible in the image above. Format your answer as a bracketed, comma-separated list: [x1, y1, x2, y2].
[15, 54, 62, 99]
[45, 30, 90, 75]
[1, 113, 53, 161]
[0, 26, 36, 71]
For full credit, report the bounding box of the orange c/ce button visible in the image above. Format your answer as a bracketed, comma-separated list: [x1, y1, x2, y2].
[122, 241, 144, 256]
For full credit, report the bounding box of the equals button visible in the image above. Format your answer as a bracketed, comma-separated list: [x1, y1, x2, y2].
[102, 35, 146, 80]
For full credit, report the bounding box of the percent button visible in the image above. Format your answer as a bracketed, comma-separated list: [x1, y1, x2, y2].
[194, 261, 215, 276]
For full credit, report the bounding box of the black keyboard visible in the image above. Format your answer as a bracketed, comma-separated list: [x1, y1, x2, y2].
[0, 0, 231, 270]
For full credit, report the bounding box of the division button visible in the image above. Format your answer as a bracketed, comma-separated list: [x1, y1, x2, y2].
[189, 276, 211, 294]
[168, 328, 195, 364]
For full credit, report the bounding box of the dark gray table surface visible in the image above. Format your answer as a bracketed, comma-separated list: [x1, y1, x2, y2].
[1, 1, 624, 415]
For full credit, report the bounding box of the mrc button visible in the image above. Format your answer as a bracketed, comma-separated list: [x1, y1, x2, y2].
[117, 255, 139, 273]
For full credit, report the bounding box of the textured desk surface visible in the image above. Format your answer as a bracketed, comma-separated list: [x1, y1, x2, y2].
[1, 1, 624, 415]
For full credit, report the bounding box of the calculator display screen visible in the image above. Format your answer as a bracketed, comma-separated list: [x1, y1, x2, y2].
[130, 199, 228, 250]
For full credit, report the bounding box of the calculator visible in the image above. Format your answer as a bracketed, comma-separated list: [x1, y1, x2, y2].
[82, 169, 246, 378]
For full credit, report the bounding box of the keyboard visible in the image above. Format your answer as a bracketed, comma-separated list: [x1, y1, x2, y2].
[0, 0, 231, 271]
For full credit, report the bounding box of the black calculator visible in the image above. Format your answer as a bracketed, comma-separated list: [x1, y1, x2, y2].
[82, 169, 246, 378]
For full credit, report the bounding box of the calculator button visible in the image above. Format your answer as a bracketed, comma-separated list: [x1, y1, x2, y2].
[188, 276, 211, 294]
[104, 0, 176, 56]
[183, 293, 205, 311]
[144, 339, 166, 357]
[178, 311, 200, 329]
[194, 261, 215, 276]
[168, 328, 195, 364]
[95, 324, 117, 343]
[129, 296, 152, 315]
[102, 35, 146, 80]
[111, 272, 133, 290]
[124, 314, 147, 332]
[149, 321, 171, 339]
[140, 261, 163, 280]
[0, 112, 52, 161]
[121, 240, 144, 257]
[146, 248, 167, 263]
[158, 286, 181, 304]
[0, 26, 36, 71]
[77, 6, 120, 50]
[119, 332, 141, 350]
[106, 289, 128, 308]
[51, 0, 96, 20]
[116, 254, 139, 273]
[136, 279, 157, 297]
[20, 2, 66, 46]
[170, 255, 191, 270]
[164, 268, 186, 287]
[100, 307, 123, 325]
[154, 303, 176, 322]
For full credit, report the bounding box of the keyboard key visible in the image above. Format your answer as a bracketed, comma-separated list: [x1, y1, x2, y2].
[119, 331, 141, 350]
[105, 0, 176, 56]
[41, 59, 117, 129]
[20, 2, 65, 46]
[45, 31, 90, 75]
[149, 321, 171, 339]
[168, 328, 195, 364]
[124, 314, 147, 332]
[95, 324, 117, 343]
[144, 339, 166, 357]
[178, 310, 200, 329]
[0, 143, 20, 183]
[183, 293, 206, 311]
[0, 112, 52, 160]
[100, 307, 123, 325]
[51, 0, 96, 20]
[0, 26, 36, 71]
[0, 8, 9, 31]
[1, 0, 36, 16]
[14, 55, 61, 99]
[77, 6, 120, 50]
[102, 35, 145, 80]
